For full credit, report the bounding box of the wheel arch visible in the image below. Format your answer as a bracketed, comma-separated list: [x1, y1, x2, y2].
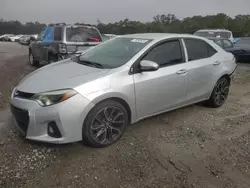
[219, 74, 231, 85]
[88, 93, 135, 125]
[208, 73, 231, 99]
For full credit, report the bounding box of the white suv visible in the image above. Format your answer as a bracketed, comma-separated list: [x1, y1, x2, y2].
[194, 29, 233, 41]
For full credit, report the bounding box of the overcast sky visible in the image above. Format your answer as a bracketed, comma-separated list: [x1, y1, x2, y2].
[1, 0, 250, 24]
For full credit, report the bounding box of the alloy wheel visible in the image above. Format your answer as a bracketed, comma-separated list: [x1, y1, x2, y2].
[90, 106, 126, 145]
[214, 79, 229, 106]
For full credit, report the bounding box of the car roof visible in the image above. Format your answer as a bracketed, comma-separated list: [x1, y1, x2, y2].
[206, 37, 230, 40]
[196, 29, 231, 32]
[120, 33, 204, 40]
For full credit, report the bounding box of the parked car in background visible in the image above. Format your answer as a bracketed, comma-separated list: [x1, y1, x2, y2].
[235, 37, 250, 45]
[102, 34, 118, 41]
[0, 34, 5, 41]
[11, 33, 236, 147]
[9, 35, 20, 42]
[28, 23, 103, 66]
[19, 35, 31, 45]
[13, 35, 23, 42]
[194, 29, 234, 41]
[208, 37, 250, 62]
[0, 34, 15, 41]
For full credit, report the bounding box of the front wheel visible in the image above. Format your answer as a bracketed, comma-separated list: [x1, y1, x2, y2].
[206, 77, 230, 108]
[82, 100, 128, 148]
[29, 51, 39, 66]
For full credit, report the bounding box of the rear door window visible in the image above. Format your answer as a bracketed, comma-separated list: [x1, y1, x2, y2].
[66, 27, 102, 42]
[184, 38, 217, 61]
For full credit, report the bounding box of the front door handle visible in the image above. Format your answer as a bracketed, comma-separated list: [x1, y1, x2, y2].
[176, 69, 188, 75]
[213, 61, 221, 65]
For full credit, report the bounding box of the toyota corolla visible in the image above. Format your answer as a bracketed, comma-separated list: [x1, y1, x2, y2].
[10, 33, 237, 147]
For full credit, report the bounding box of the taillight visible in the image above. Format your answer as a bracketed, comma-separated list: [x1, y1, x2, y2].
[59, 43, 67, 53]
[89, 37, 100, 42]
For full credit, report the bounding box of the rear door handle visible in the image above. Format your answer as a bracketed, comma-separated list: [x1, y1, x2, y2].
[176, 69, 188, 75]
[213, 61, 221, 65]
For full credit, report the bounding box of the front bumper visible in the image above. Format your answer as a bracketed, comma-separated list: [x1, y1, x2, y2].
[10, 93, 95, 144]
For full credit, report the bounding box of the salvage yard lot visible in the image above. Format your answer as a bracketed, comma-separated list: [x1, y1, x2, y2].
[0, 42, 250, 188]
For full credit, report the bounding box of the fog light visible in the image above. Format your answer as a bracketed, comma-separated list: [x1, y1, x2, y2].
[47, 121, 62, 138]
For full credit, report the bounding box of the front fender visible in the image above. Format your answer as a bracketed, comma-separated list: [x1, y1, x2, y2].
[87, 92, 137, 124]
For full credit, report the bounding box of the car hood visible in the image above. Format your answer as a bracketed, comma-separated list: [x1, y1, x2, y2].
[17, 59, 110, 93]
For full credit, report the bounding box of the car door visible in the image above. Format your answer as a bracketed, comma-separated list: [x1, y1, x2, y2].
[40, 27, 54, 61]
[33, 29, 45, 60]
[182, 38, 218, 103]
[133, 39, 188, 119]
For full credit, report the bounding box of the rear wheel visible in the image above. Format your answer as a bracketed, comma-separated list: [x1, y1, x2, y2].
[82, 100, 128, 148]
[29, 51, 39, 66]
[206, 77, 230, 108]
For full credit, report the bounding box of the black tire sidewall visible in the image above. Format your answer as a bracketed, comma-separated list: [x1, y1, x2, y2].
[82, 100, 128, 148]
[29, 51, 39, 66]
[29, 51, 35, 66]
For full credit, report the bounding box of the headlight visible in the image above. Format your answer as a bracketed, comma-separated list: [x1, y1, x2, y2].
[31, 89, 77, 107]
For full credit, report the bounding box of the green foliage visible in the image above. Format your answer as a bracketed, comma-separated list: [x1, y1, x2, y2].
[0, 13, 250, 37]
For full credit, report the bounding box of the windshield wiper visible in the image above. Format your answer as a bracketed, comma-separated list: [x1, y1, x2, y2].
[77, 56, 104, 69]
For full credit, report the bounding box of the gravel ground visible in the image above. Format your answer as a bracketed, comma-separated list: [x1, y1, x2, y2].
[0, 42, 250, 188]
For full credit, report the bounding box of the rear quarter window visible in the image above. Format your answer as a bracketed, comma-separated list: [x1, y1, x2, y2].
[184, 38, 217, 61]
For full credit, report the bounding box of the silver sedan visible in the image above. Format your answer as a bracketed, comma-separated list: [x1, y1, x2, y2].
[10, 33, 237, 147]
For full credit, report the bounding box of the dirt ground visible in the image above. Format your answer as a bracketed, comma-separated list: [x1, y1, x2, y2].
[0, 42, 250, 188]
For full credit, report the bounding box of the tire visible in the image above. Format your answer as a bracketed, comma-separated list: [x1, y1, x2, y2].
[206, 77, 230, 108]
[29, 50, 39, 66]
[82, 100, 128, 148]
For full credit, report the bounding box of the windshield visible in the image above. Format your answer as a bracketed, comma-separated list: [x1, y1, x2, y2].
[66, 27, 102, 42]
[76, 37, 152, 69]
[194, 31, 231, 38]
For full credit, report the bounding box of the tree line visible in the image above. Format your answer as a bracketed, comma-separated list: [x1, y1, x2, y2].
[1, 13, 250, 37]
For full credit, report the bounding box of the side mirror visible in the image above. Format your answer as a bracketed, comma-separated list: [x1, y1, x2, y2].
[140, 60, 159, 72]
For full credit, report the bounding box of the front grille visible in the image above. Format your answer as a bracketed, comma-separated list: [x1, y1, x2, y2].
[10, 104, 29, 133]
[14, 90, 34, 99]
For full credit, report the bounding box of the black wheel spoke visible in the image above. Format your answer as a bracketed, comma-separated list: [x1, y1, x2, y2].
[100, 129, 108, 144]
[113, 113, 123, 122]
[91, 124, 104, 130]
[109, 125, 121, 135]
[107, 127, 113, 140]
[94, 128, 106, 139]
[109, 108, 115, 119]
[103, 107, 109, 120]
[220, 94, 226, 102]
